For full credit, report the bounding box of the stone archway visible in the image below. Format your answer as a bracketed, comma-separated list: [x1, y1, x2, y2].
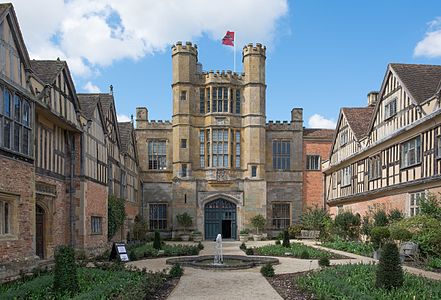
[204, 199, 237, 240]
[35, 204, 45, 259]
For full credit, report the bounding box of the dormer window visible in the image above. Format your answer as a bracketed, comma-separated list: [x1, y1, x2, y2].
[384, 98, 397, 119]
[340, 130, 348, 146]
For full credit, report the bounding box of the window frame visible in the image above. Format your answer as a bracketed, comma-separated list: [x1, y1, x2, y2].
[272, 203, 290, 230]
[148, 140, 167, 170]
[400, 136, 421, 169]
[368, 154, 381, 180]
[306, 155, 321, 171]
[341, 166, 352, 187]
[180, 90, 187, 101]
[251, 165, 257, 177]
[384, 98, 397, 120]
[340, 129, 348, 146]
[408, 191, 425, 217]
[149, 203, 167, 230]
[272, 140, 291, 171]
[91, 216, 103, 235]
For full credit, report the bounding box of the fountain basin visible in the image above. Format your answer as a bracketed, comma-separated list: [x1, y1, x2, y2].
[166, 255, 279, 270]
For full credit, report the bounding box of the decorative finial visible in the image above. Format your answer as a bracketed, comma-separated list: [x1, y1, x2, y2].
[109, 85, 113, 95]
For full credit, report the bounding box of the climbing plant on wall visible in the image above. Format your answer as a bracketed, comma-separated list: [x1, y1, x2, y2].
[108, 194, 126, 240]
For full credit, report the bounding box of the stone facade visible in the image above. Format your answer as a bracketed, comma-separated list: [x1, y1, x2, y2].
[136, 42, 333, 239]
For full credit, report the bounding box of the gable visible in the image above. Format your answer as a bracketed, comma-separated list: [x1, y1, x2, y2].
[330, 111, 358, 165]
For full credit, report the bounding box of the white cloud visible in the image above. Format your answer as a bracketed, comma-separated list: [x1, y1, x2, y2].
[12, 0, 289, 77]
[415, 17, 441, 57]
[117, 114, 131, 122]
[83, 81, 101, 93]
[308, 114, 336, 129]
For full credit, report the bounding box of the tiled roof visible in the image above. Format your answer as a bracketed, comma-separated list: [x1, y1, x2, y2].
[342, 107, 375, 140]
[391, 63, 441, 104]
[77, 94, 100, 120]
[30, 60, 65, 85]
[118, 122, 133, 153]
[303, 128, 335, 139]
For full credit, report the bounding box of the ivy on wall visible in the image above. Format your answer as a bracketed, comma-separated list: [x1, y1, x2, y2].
[108, 194, 126, 240]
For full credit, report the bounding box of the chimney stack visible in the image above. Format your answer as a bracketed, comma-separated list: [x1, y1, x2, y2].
[367, 91, 379, 107]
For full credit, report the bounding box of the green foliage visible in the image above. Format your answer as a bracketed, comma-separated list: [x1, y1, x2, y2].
[197, 241, 204, 250]
[373, 209, 389, 227]
[427, 257, 441, 270]
[176, 212, 193, 232]
[153, 231, 161, 250]
[240, 242, 247, 250]
[371, 226, 390, 250]
[388, 209, 404, 223]
[389, 227, 412, 242]
[132, 215, 148, 241]
[301, 207, 331, 231]
[239, 228, 250, 234]
[254, 243, 336, 259]
[420, 193, 441, 221]
[53, 245, 79, 296]
[390, 214, 441, 257]
[318, 256, 330, 267]
[376, 243, 404, 290]
[275, 239, 281, 245]
[361, 215, 372, 236]
[322, 237, 374, 257]
[108, 194, 126, 239]
[260, 263, 275, 277]
[282, 230, 290, 248]
[288, 224, 303, 238]
[300, 250, 310, 259]
[128, 242, 201, 260]
[169, 264, 184, 278]
[334, 211, 361, 240]
[250, 214, 266, 234]
[297, 263, 441, 299]
[245, 248, 254, 255]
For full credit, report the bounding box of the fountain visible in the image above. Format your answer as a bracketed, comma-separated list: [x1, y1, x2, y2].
[166, 233, 279, 270]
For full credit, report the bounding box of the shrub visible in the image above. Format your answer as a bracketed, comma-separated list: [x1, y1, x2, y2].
[318, 256, 330, 267]
[53, 245, 79, 296]
[239, 228, 250, 234]
[275, 239, 281, 245]
[371, 226, 390, 250]
[197, 241, 204, 250]
[360, 215, 372, 237]
[108, 194, 126, 239]
[240, 242, 247, 250]
[373, 209, 389, 227]
[321, 237, 374, 257]
[420, 193, 441, 221]
[251, 214, 266, 234]
[334, 211, 361, 240]
[288, 224, 303, 238]
[388, 209, 404, 223]
[245, 248, 254, 255]
[301, 207, 331, 231]
[153, 231, 161, 250]
[389, 227, 412, 242]
[375, 242, 404, 290]
[282, 230, 290, 248]
[300, 250, 310, 259]
[260, 263, 275, 277]
[169, 264, 184, 278]
[176, 213, 193, 233]
[427, 257, 441, 270]
[132, 215, 148, 241]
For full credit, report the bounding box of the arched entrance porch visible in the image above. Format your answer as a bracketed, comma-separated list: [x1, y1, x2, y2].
[204, 199, 237, 240]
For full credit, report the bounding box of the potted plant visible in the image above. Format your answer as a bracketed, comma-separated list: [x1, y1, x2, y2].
[192, 229, 203, 242]
[251, 214, 266, 241]
[239, 228, 250, 242]
[176, 212, 193, 241]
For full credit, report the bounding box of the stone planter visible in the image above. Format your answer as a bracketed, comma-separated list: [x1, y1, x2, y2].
[192, 233, 203, 242]
[253, 234, 262, 241]
[239, 234, 249, 242]
[180, 234, 190, 241]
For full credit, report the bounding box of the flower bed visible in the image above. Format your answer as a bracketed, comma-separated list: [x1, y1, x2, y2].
[128, 242, 201, 260]
[252, 243, 342, 259]
[297, 264, 441, 299]
[0, 266, 174, 299]
[321, 239, 374, 257]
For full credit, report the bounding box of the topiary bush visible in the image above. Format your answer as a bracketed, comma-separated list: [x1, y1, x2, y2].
[375, 242, 404, 290]
[53, 245, 79, 296]
[240, 242, 247, 251]
[388, 209, 404, 223]
[251, 214, 266, 234]
[282, 230, 290, 248]
[197, 241, 204, 250]
[334, 211, 361, 240]
[169, 264, 184, 278]
[373, 209, 389, 227]
[153, 231, 161, 250]
[300, 250, 310, 259]
[260, 263, 275, 277]
[288, 224, 303, 238]
[371, 226, 390, 250]
[245, 248, 254, 255]
[389, 227, 412, 242]
[318, 256, 330, 267]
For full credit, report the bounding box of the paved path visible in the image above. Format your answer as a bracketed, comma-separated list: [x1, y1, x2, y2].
[128, 239, 441, 300]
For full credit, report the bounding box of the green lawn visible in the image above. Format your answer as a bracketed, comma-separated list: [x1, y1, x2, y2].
[0, 266, 168, 299]
[253, 242, 339, 259]
[297, 264, 441, 300]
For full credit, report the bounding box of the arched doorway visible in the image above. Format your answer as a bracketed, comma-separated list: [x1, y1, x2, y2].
[204, 199, 237, 240]
[36, 205, 45, 259]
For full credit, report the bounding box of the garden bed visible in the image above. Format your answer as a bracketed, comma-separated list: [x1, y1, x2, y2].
[267, 264, 441, 299]
[321, 239, 374, 257]
[128, 242, 202, 260]
[0, 266, 177, 299]
[251, 243, 346, 259]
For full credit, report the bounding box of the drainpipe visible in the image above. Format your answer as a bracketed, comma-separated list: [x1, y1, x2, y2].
[68, 133, 76, 247]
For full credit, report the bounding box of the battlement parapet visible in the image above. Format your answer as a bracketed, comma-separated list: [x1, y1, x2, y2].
[242, 43, 266, 58]
[142, 120, 173, 129]
[266, 120, 298, 131]
[171, 41, 198, 56]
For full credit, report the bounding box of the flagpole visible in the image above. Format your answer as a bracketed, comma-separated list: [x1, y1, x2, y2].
[233, 34, 236, 73]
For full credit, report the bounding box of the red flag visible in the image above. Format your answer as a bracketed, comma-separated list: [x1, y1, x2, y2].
[222, 31, 235, 46]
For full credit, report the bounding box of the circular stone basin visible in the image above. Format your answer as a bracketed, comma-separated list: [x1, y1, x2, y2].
[166, 255, 279, 270]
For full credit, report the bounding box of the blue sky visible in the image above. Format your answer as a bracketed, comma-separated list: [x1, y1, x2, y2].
[12, 0, 441, 128]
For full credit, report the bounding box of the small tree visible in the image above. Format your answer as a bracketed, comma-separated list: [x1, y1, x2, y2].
[388, 209, 404, 223]
[334, 211, 361, 240]
[108, 194, 126, 240]
[153, 230, 161, 250]
[53, 245, 79, 296]
[373, 209, 389, 227]
[176, 212, 193, 233]
[375, 242, 404, 290]
[132, 215, 148, 241]
[251, 214, 266, 234]
[420, 193, 441, 221]
[371, 226, 390, 250]
[282, 230, 290, 248]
